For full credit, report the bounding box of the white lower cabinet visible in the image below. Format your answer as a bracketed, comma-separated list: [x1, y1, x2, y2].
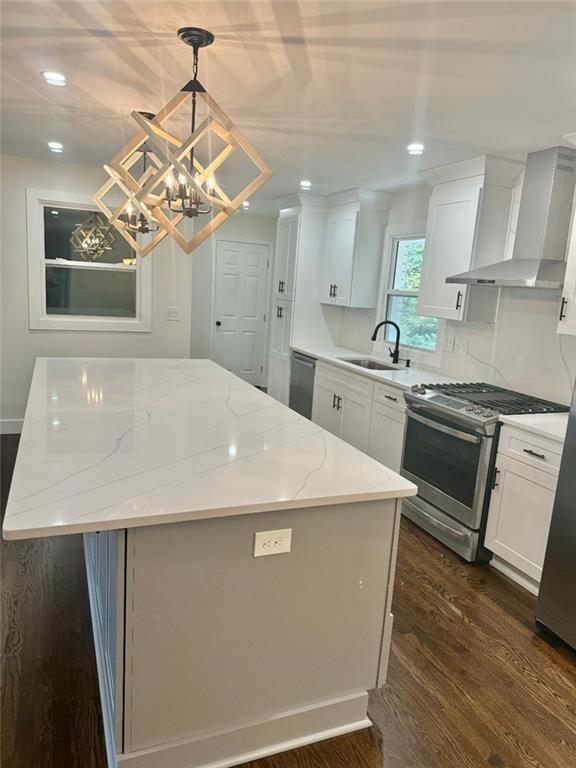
[485, 432, 559, 592]
[368, 402, 406, 473]
[312, 375, 372, 452]
[312, 362, 407, 467]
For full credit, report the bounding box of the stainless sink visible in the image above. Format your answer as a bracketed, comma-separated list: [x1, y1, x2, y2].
[340, 358, 395, 371]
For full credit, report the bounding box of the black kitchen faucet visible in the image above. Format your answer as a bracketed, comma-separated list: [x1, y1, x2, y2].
[371, 321, 410, 367]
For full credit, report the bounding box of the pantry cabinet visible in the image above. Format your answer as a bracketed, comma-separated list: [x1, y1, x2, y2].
[268, 300, 292, 404]
[320, 191, 389, 309]
[273, 212, 299, 301]
[418, 155, 524, 322]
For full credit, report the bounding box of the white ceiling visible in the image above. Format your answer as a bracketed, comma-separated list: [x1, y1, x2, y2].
[1, 0, 576, 204]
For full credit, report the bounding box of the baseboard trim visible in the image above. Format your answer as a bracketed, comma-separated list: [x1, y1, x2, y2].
[490, 556, 540, 596]
[0, 419, 23, 434]
[118, 693, 370, 768]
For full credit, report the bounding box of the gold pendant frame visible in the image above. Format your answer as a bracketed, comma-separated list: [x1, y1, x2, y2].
[94, 84, 272, 258]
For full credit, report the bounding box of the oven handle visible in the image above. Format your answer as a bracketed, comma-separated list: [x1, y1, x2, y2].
[407, 409, 481, 444]
[403, 499, 469, 541]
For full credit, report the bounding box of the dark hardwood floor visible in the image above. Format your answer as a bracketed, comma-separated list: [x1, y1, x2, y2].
[2, 433, 575, 768]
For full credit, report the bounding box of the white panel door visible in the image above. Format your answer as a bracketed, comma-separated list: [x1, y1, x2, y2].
[368, 402, 406, 473]
[417, 184, 482, 320]
[213, 240, 269, 386]
[485, 454, 557, 582]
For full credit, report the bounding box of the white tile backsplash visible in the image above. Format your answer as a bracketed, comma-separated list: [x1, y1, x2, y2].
[338, 289, 576, 404]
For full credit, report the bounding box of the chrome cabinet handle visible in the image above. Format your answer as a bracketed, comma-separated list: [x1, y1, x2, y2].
[523, 448, 546, 460]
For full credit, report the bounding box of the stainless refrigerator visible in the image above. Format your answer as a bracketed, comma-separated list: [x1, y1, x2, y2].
[536, 385, 576, 649]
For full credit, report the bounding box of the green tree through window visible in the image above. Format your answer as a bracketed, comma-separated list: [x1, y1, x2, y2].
[385, 238, 439, 351]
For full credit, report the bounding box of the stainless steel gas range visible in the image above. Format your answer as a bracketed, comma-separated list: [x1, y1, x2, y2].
[401, 382, 569, 562]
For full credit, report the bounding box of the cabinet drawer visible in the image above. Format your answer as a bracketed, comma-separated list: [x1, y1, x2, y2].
[498, 426, 563, 476]
[373, 382, 406, 412]
[315, 361, 374, 399]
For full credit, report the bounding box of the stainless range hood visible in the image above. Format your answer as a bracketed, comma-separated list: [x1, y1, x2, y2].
[447, 146, 576, 289]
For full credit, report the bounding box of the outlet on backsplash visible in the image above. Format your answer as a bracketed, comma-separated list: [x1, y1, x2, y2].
[443, 335, 455, 353]
[454, 337, 469, 355]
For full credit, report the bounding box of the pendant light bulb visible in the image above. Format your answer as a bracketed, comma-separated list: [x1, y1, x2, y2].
[206, 172, 216, 194]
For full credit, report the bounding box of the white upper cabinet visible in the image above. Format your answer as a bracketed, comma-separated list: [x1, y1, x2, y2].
[418, 183, 482, 321]
[558, 186, 576, 335]
[273, 212, 299, 301]
[320, 191, 389, 308]
[417, 155, 524, 322]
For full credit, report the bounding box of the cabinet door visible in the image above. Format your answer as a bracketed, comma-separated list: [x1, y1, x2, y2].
[268, 301, 292, 404]
[368, 402, 406, 473]
[312, 379, 341, 436]
[485, 454, 557, 582]
[558, 188, 576, 335]
[339, 390, 372, 453]
[320, 206, 358, 306]
[273, 215, 298, 300]
[417, 184, 482, 320]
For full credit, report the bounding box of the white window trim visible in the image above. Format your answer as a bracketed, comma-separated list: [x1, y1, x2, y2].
[26, 188, 152, 332]
[374, 222, 444, 368]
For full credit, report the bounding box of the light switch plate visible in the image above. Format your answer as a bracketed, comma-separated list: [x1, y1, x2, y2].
[165, 306, 180, 321]
[254, 528, 292, 557]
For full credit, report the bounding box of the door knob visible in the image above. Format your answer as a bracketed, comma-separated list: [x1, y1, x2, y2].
[215, 320, 222, 327]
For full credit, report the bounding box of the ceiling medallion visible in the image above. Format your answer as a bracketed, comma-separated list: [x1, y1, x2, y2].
[94, 28, 273, 258]
[70, 212, 116, 261]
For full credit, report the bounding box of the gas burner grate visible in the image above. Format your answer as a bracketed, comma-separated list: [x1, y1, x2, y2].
[421, 382, 569, 416]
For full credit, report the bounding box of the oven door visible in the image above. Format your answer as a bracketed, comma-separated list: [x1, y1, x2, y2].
[401, 407, 493, 529]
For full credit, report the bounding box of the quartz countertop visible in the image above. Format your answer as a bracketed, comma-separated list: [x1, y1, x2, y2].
[498, 413, 569, 443]
[3, 358, 417, 540]
[290, 343, 458, 390]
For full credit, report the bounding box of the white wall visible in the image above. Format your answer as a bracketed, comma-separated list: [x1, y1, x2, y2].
[339, 183, 576, 404]
[0, 154, 193, 423]
[189, 213, 277, 358]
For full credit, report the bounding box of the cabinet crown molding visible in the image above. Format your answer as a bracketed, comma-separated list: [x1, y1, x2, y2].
[327, 188, 391, 210]
[272, 192, 327, 211]
[421, 155, 525, 188]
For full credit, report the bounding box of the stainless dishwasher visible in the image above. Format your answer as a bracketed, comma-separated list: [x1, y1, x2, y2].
[289, 352, 316, 419]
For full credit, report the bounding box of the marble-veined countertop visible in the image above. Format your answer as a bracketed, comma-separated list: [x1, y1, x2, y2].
[3, 358, 417, 540]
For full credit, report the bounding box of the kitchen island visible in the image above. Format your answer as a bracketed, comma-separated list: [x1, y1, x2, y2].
[3, 358, 416, 768]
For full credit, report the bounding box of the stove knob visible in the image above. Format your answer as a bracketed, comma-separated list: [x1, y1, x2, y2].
[410, 384, 421, 393]
[483, 408, 494, 417]
[473, 407, 484, 415]
[465, 403, 475, 412]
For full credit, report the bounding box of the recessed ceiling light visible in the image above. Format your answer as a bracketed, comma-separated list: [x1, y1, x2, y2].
[242, 201, 250, 210]
[48, 141, 64, 153]
[407, 143, 425, 155]
[42, 71, 66, 87]
[300, 179, 312, 190]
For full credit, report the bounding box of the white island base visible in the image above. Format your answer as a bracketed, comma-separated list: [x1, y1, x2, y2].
[86, 497, 402, 768]
[4, 358, 416, 768]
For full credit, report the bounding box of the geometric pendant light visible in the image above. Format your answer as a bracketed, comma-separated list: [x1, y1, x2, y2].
[69, 211, 116, 261]
[94, 28, 273, 258]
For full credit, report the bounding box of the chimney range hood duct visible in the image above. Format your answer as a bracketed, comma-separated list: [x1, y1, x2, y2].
[447, 146, 576, 289]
